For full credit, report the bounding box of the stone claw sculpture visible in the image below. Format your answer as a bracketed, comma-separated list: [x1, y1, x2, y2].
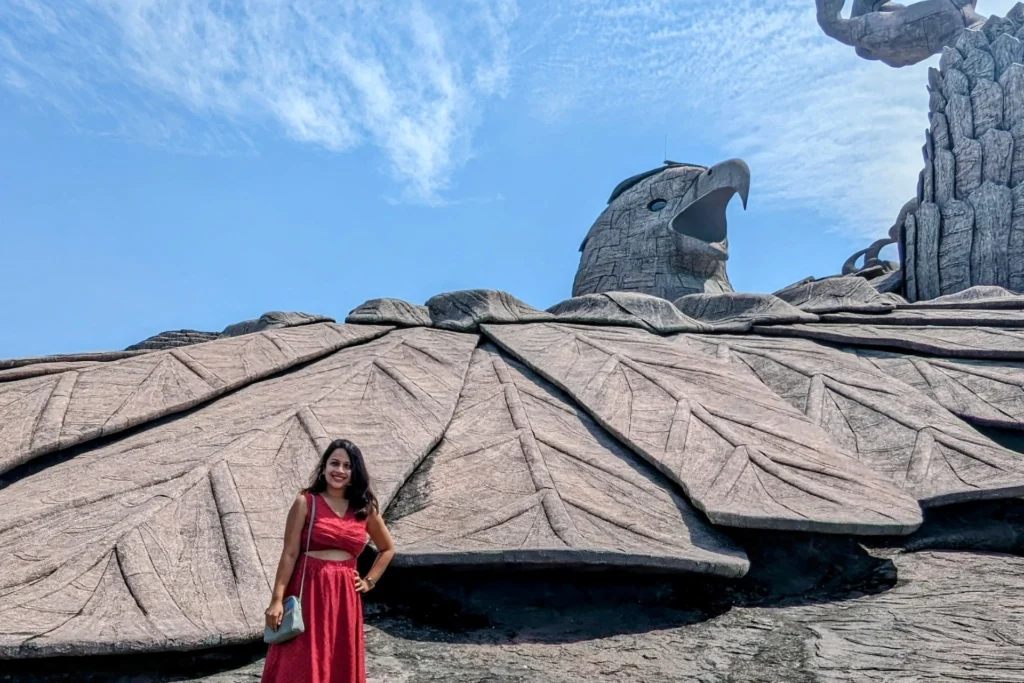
[816, 0, 985, 67]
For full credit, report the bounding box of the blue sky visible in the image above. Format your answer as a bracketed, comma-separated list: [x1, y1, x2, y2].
[1, 0, 1016, 358]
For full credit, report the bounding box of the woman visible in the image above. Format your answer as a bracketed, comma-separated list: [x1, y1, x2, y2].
[262, 439, 396, 683]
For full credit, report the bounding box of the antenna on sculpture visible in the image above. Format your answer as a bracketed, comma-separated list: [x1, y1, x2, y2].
[663, 134, 667, 164]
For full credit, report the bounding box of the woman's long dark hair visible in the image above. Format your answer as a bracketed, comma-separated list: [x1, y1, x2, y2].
[304, 439, 378, 520]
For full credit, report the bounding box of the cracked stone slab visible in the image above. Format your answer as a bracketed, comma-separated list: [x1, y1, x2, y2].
[900, 284, 1024, 309]
[675, 334, 1024, 506]
[773, 276, 896, 314]
[819, 308, 1024, 326]
[387, 344, 749, 576]
[0, 327, 477, 658]
[546, 292, 707, 333]
[856, 349, 1024, 430]
[426, 290, 555, 332]
[345, 298, 432, 327]
[754, 323, 1024, 360]
[482, 323, 922, 535]
[0, 323, 391, 476]
[220, 311, 333, 338]
[672, 293, 818, 332]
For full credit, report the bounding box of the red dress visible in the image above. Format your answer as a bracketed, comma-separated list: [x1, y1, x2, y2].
[262, 492, 368, 683]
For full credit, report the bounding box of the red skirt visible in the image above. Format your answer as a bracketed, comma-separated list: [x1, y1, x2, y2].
[262, 556, 364, 683]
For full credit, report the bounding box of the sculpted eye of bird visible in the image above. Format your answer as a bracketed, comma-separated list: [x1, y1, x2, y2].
[573, 159, 750, 303]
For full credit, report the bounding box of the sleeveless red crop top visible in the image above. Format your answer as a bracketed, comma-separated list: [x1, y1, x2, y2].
[300, 492, 369, 557]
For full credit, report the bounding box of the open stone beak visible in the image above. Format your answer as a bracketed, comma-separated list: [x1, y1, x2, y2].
[670, 158, 750, 262]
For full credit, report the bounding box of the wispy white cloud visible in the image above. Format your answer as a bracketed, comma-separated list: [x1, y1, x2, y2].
[518, 0, 1021, 239]
[4, 0, 1017, 226]
[0, 0, 517, 202]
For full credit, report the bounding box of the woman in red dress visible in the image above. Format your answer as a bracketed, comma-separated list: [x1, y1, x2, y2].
[262, 439, 396, 683]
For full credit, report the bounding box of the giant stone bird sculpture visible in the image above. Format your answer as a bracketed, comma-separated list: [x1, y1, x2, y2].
[4, 150, 1024, 679]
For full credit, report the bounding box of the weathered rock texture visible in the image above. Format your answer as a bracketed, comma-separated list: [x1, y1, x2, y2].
[7, 284, 1024, 667]
[900, 24, 1024, 300]
[8, 524, 1024, 682]
[0, 323, 388, 476]
[220, 311, 333, 338]
[387, 343, 749, 575]
[673, 292, 817, 331]
[0, 327, 475, 657]
[674, 334, 1024, 506]
[547, 292, 707, 333]
[345, 298, 431, 327]
[483, 323, 921, 534]
[126, 330, 220, 351]
[773, 276, 895, 314]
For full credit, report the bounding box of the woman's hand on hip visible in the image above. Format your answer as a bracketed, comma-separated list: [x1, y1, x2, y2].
[354, 574, 373, 593]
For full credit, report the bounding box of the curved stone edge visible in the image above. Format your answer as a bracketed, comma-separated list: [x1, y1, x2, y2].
[345, 298, 432, 327]
[0, 350, 151, 371]
[752, 323, 1024, 360]
[391, 549, 748, 577]
[673, 292, 819, 331]
[0, 631, 257, 660]
[0, 361, 103, 383]
[125, 330, 221, 351]
[426, 290, 555, 332]
[220, 311, 334, 338]
[773, 275, 897, 315]
[820, 308, 1024, 327]
[901, 285, 1024, 309]
[546, 292, 709, 333]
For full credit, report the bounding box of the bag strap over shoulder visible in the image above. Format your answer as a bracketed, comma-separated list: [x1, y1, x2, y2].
[298, 493, 316, 600]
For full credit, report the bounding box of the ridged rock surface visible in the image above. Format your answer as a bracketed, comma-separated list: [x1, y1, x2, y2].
[906, 24, 1024, 300]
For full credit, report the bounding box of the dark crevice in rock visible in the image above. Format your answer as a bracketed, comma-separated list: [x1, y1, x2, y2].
[0, 642, 267, 683]
[364, 529, 897, 646]
[873, 497, 1024, 555]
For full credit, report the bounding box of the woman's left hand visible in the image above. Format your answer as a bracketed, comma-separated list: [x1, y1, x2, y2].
[354, 574, 373, 593]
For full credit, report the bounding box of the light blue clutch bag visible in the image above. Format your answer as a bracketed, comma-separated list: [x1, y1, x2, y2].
[264, 495, 316, 644]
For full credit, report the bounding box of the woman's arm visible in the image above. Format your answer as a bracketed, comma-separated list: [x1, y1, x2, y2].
[355, 510, 396, 593]
[265, 494, 308, 629]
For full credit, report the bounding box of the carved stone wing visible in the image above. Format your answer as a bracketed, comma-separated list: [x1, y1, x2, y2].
[387, 344, 750, 576]
[482, 323, 922, 535]
[820, 309, 1024, 326]
[0, 327, 476, 657]
[0, 323, 391, 476]
[675, 334, 1024, 506]
[754, 323, 1024, 359]
[856, 348, 1024, 430]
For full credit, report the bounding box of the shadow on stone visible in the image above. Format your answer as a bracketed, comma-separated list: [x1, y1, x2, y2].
[873, 498, 1024, 555]
[0, 642, 266, 683]
[365, 528, 898, 646]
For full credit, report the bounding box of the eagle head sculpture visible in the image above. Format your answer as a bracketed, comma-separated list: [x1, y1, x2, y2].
[573, 159, 750, 302]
